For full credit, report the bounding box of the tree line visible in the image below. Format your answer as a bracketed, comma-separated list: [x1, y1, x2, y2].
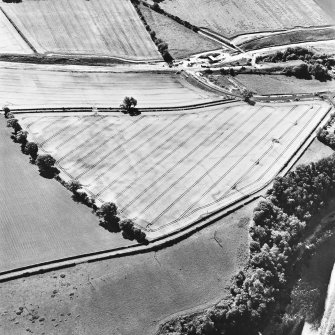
[132, 0, 173, 64]
[257, 47, 334, 81]
[160, 153, 335, 334]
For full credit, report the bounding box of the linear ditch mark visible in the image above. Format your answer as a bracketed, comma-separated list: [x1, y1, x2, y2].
[148, 112, 272, 225]
[227, 107, 323, 199]
[75, 117, 165, 180]
[72, 120, 152, 177]
[55, 116, 104, 150]
[175, 106, 302, 222]
[39, 118, 79, 146]
[0, 6, 38, 53]
[86, 114, 184, 183]
[125, 106, 260, 217]
[158, 107, 321, 229]
[94, 116, 197, 198]
[117, 107, 251, 213]
[99, 109, 230, 201]
[56, 116, 143, 163]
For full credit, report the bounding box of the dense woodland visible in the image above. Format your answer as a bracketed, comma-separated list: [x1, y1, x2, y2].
[161, 151, 335, 334]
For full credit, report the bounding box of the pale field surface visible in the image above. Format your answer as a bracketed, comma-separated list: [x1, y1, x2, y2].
[0, 199, 254, 335]
[154, 0, 333, 38]
[0, 9, 32, 54]
[139, 4, 221, 58]
[0, 0, 160, 60]
[0, 119, 132, 273]
[18, 101, 330, 239]
[0, 63, 219, 108]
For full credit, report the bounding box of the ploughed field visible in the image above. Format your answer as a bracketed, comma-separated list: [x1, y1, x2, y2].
[0, 119, 132, 274]
[0, 63, 221, 108]
[0, 0, 160, 60]
[18, 101, 330, 239]
[154, 0, 333, 38]
[0, 9, 32, 54]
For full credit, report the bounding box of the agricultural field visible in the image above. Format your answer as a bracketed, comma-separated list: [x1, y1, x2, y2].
[0, 199, 253, 335]
[0, 0, 160, 61]
[153, 0, 334, 38]
[139, 4, 221, 59]
[0, 63, 221, 109]
[239, 27, 335, 52]
[0, 118, 131, 273]
[235, 74, 335, 95]
[0, 9, 32, 54]
[17, 101, 330, 239]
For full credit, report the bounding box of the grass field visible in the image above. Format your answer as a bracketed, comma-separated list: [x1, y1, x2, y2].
[18, 101, 330, 238]
[0, 0, 160, 61]
[0, 63, 220, 109]
[235, 74, 335, 95]
[0, 198, 253, 335]
[155, 0, 333, 38]
[239, 27, 335, 51]
[0, 9, 32, 54]
[139, 4, 221, 58]
[0, 118, 132, 273]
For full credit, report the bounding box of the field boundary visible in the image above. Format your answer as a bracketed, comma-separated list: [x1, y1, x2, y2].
[0, 99, 332, 282]
[9, 98, 237, 114]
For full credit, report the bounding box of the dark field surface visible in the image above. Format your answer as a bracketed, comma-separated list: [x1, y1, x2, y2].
[0, 118, 131, 273]
[0, 197, 253, 335]
[240, 27, 335, 51]
[235, 74, 335, 95]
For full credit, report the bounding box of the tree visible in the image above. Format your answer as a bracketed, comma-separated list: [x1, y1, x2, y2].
[6, 118, 22, 134]
[36, 154, 56, 175]
[3, 107, 10, 118]
[67, 179, 82, 193]
[97, 202, 120, 232]
[25, 142, 38, 161]
[15, 130, 28, 144]
[120, 96, 138, 115]
[241, 89, 253, 104]
[119, 219, 147, 243]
